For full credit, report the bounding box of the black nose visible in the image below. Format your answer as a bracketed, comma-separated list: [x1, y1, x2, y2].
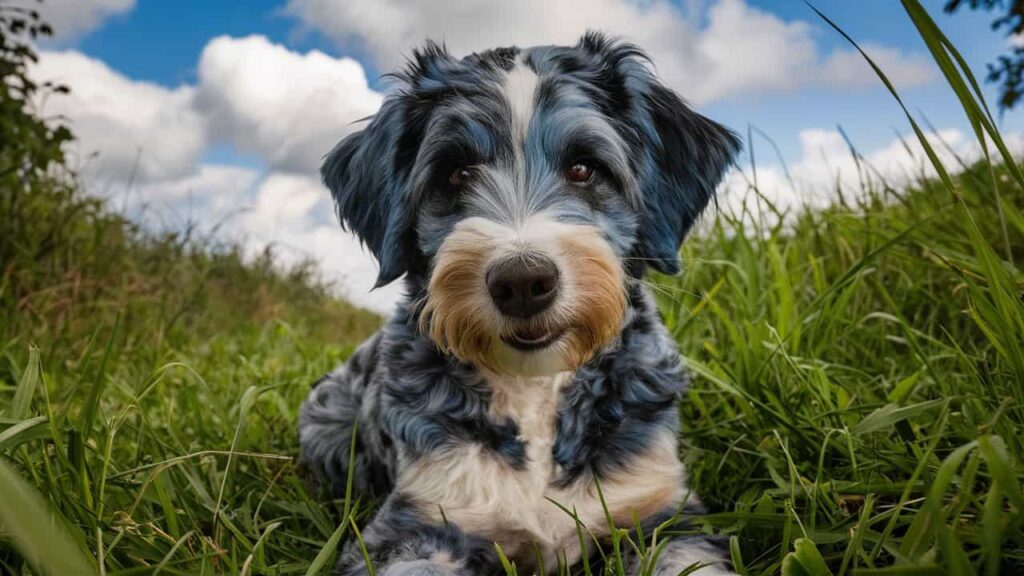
[486, 256, 560, 318]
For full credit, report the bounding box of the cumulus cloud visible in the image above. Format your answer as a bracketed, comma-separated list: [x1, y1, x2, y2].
[129, 164, 261, 227]
[29, 39, 399, 312]
[195, 35, 384, 175]
[131, 168, 402, 313]
[23, 0, 135, 41]
[236, 173, 405, 312]
[32, 35, 386, 185]
[719, 128, 1024, 219]
[284, 0, 935, 104]
[820, 43, 936, 89]
[32, 50, 207, 185]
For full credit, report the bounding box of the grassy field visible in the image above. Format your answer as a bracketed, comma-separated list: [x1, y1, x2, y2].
[2, 2, 1024, 575]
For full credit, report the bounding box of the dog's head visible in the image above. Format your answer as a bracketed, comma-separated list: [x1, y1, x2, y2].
[324, 32, 739, 376]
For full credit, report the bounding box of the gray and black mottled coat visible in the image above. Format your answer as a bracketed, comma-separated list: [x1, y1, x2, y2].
[298, 33, 740, 576]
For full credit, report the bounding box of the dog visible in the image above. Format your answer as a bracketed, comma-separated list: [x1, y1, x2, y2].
[298, 32, 740, 576]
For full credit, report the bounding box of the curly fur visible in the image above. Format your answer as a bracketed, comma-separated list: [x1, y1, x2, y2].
[298, 32, 741, 576]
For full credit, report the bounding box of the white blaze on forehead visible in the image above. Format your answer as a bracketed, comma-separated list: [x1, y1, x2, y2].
[503, 61, 539, 141]
[477, 62, 539, 224]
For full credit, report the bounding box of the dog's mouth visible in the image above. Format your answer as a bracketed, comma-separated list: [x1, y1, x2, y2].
[502, 325, 566, 352]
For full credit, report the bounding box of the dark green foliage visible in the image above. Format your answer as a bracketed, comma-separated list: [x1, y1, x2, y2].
[0, 1, 71, 195]
[945, 0, 1024, 110]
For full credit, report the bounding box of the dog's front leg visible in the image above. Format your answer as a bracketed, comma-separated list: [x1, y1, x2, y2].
[332, 493, 499, 576]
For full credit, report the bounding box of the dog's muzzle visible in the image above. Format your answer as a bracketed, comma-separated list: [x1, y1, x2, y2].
[419, 215, 626, 375]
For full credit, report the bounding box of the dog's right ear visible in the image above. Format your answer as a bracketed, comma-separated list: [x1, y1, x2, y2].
[323, 41, 457, 288]
[322, 97, 412, 288]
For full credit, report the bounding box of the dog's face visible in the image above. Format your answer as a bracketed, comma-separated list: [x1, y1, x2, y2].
[324, 33, 739, 376]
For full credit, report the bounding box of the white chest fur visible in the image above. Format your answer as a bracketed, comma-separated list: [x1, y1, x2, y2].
[395, 372, 687, 569]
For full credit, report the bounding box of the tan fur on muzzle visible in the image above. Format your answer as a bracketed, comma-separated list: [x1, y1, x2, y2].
[419, 220, 627, 374]
[557, 231, 627, 368]
[418, 225, 502, 369]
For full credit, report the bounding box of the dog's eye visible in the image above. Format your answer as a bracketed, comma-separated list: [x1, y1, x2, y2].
[565, 162, 593, 184]
[449, 167, 473, 189]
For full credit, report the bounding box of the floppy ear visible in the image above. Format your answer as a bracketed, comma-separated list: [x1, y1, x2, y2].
[323, 98, 414, 288]
[634, 81, 740, 275]
[323, 43, 458, 288]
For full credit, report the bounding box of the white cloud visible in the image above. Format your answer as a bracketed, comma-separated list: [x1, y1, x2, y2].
[195, 35, 384, 175]
[129, 164, 261, 228]
[29, 41, 397, 313]
[719, 128, 1024, 220]
[237, 173, 405, 312]
[32, 35, 385, 184]
[32, 50, 207, 185]
[284, 0, 935, 104]
[132, 168, 402, 313]
[820, 43, 935, 90]
[25, 0, 134, 41]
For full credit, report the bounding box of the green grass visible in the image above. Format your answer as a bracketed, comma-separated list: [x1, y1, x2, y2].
[0, 148, 382, 574]
[2, 1, 1023, 574]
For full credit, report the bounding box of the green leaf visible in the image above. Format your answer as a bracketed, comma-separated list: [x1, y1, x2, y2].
[887, 369, 924, 404]
[0, 415, 50, 452]
[0, 459, 95, 575]
[495, 542, 519, 576]
[304, 520, 347, 576]
[781, 538, 832, 576]
[349, 517, 375, 576]
[978, 436, 1024, 514]
[852, 399, 944, 435]
[79, 316, 119, 439]
[7, 346, 40, 420]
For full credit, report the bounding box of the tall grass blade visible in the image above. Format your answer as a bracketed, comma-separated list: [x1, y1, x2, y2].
[79, 316, 119, 441]
[0, 459, 95, 575]
[8, 346, 41, 420]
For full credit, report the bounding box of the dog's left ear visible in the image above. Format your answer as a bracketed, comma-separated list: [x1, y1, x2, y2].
[580, 33, 739, 274]
[632, 74, 741, 275]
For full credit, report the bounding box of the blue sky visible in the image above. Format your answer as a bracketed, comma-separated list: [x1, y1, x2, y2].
[68, 1, 1023, 160]
[27, 0, 1024, 311]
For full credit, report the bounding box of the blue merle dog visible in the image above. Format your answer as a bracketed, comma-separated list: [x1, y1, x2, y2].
[299, 32, 741, 576]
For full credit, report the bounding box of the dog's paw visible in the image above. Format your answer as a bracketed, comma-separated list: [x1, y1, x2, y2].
[644, 537, 737, 576]
[378, 559, 458, 576]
